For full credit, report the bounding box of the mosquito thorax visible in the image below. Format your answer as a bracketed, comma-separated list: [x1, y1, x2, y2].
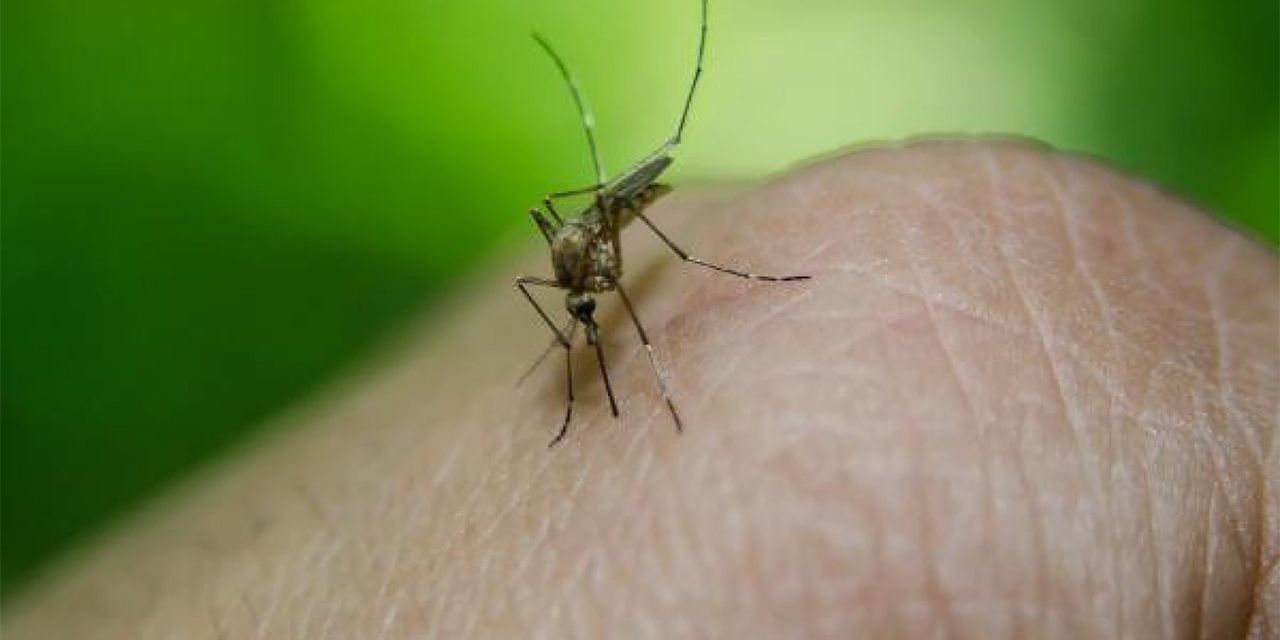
[551, 221, 621, 292]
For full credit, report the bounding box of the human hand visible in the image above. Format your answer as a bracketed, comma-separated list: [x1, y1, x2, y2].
[6, 140, 1276, 639]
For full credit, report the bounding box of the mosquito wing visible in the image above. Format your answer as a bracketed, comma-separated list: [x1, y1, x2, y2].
[608, 143, 676, 201]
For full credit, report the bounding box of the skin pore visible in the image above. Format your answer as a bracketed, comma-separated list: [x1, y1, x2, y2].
[5, 140, 1277, 639]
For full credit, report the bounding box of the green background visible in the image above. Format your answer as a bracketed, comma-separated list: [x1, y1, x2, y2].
[3, 0, 1276, 597]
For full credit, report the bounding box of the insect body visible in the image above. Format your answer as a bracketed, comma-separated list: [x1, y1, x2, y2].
[517, 0, 807, 447]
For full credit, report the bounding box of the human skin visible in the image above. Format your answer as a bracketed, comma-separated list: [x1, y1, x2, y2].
[4, 140, 1277, 639]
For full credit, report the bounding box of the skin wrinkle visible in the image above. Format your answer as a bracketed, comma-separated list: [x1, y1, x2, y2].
[1194, 488, 1215, 640]
[199, 578, 225, 640]
[1256, 554, 1280, 636]
[834, 471, 885, 634]
[289, 575, 318, 640]
[607, 459, 653, 639]
[1044, 158, 1128, 636]
[778, 325, 890, 624]
[1111, 400, 1150, 635]
[451, 447, 519, 633]
[691, 163, 839, 629]
[1118, 188, 1162, 295]
[717, 444, 763, 633]
[583, 455, 637, 629]
[1204, 235, 1263, 464]
[834, 267, 1033, 340]
[1193, 381, 1242, 630]
[598, 466, 645, 629]
[658, 461, 714, 608]
[1265, 421, 1280, 633]
[1013, 157, 1148, 633]
[246, 542, 283, 639]
[885, 289, 1023, 636]
[1208, 389, 1259, 570]
[422, 489, 468, 631]
[370, 525, 407, 636]
[685, 291, 809, 439]
[873, 321, 944, 636]
[540, 450, 619, 629]
[978, 145, 1066, 635]
[681, 187, 864, 632]
[374, 480, 433, 630]
[908, 156, 1011, 595]
[232, 591, 262, 640]
[209, 594, 231, 640]
[1194, 389, 1222, 638]
[534, 463, 595, 629]
[1186, 359, 1256, 571]
[375, 601, 402, 640]
[1141, 366, 1181, 638]
[725, 434, 782, 636]
[887, 179, 990, 634]
[858, 393, 907, 640]
[1003, 403, 1046, 639]
[1002, 159, 1107, 512]
[315, 530, 354, 637]
[804, 465, 889, 631]
[988, 145, 1219, 632]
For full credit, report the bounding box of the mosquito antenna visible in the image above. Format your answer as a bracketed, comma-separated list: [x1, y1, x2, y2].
[671, 0, 708, 145]
[532, 32, 607, 186]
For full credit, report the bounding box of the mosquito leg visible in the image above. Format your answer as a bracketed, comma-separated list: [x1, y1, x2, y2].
[636, 212, 809, 282]
[547, 184, 604, 199]
[542, 198, 564, 225]
[586, 323, 620, 417]
[543, 183, 606, 224]
[614, 283, 683, 433]
[518, 317, 574, 386]
[514, 279, 584, 446]
[528, 208, 558, 243]
[549, 322, 577, 447]
[515, 277, 569, 346]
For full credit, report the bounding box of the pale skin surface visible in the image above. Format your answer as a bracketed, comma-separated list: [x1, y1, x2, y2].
[4, 140, 1277, 639]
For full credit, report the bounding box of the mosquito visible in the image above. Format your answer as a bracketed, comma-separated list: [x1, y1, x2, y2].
[516, 0, 808, 447]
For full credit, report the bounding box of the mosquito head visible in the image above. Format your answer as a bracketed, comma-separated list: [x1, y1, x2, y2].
[566, 291, 598, 325]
